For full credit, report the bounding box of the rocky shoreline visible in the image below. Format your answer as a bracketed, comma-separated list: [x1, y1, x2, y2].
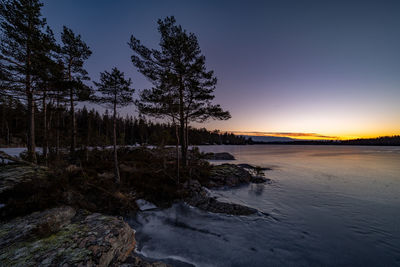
[0, 149, 271, 266]
[183, 163, 271, 215]
[0, 206, 168, 267]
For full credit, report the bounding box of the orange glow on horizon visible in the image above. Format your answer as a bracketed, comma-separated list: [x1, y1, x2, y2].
[228, 131, 399, 141]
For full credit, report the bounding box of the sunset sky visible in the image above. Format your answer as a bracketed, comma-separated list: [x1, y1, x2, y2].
[42, 0, 400, 140]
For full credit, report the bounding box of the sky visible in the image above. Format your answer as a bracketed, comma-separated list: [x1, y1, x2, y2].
[42, 0, 400, 140]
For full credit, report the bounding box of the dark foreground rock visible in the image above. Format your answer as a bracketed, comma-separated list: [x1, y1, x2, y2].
[0, 206, 167, 267]
[184, 179, 257, 216]
[203, 152, 235, 160]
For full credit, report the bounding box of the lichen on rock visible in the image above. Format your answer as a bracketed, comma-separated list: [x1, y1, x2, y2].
[0, 206, 136, 266]
[0, 164, 49, 194]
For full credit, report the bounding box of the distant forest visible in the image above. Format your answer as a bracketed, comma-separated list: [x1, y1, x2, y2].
[253, 136, 400, 146]
[0, 97, 249, 148]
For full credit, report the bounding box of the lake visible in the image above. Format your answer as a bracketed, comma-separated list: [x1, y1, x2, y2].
[130, 145, 400, 266]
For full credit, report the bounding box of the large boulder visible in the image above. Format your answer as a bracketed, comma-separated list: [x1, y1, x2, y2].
[0, 206, 136, 266]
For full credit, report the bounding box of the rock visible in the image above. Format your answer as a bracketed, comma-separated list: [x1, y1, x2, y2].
[136, 199, 157, 211]
[203, 152, 235, 160]
[236, 164, 272, 171]
[65, 164, 82, 173]
[0, 206, 76, 248]
[0, 164, 49, 194]
[184, 179, 257, 216]
[98, 172, 114, 179]
[0, 206, 136, 266]
[0, 150, 33, 165]
[120, 163, 136, 173]
[208, 164, 252, 188]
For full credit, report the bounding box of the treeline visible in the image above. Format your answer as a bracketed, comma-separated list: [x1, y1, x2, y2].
[0, 97, 248, 148]
[340, 136, 400, 146]
[254, 136, 400, 146]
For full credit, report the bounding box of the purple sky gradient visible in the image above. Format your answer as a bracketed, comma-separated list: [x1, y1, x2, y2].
[42, 0, 400, 138]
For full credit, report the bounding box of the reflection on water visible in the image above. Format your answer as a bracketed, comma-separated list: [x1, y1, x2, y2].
[131, 145, 400, 267]
[249, 183, 265, 196]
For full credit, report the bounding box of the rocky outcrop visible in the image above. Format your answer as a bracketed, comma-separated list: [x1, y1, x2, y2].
[0, 206, 137, 266]
[0, 164, 48, 194]
[207, 163, 271, 187]
[203, 152, 235, 160]
[208, 164, 252, 188]
[184, 179, 257, 216]
[236, 163, 272, 171]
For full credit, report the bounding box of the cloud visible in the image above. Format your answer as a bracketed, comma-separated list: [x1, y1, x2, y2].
[231, 131, 338, 140]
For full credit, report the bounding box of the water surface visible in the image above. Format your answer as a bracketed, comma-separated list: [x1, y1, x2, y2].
[131, 145, 400, 266]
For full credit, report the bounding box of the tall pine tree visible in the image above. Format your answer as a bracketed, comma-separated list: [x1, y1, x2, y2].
[93, 67, 134, 184]
[0, 0, 53, 162]
[129, 16, 230, 167]
[60, 26, 92, 158]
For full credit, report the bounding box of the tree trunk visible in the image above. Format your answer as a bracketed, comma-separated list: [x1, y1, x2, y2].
[48, 107, 53, 154]
[26, 91, 36, 163]
[173, 119, 180, 183]
[68, 64, 76, 158]
[56, 97, 60, 156]
[69, 88, 76, 157]
[42, 90, 48, 163]
[86, 117, 90, 161]
[179, 82, 186, 167]
[113, 99, 120, 184]
[26, 23, 36, 163]
[185, 118, 189, 153]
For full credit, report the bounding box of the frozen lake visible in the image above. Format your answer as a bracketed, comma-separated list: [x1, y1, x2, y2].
[131, 145, 400, 266]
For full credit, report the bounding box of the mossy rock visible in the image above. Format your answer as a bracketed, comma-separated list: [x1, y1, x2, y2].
[0, 206, 136, 266]
[0, 164, 49, 194]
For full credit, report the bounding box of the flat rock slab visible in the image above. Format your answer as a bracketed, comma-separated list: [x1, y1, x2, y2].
[0, 206, 136, 266]
[0, 164, 49, 194]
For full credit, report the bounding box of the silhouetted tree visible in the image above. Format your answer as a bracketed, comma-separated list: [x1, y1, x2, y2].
[60, 26, 92, 158]
[93, 67, 134, 184]
[129, 16, 230, 167]
[0, 0, 54, 162]
[35, 28, 62, 162]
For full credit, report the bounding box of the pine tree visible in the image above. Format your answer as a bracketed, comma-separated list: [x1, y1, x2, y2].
[0, 0, 54, 162]
[93, 67, 134, 184]
[35, 27, 61, 162]
[129, 16, 230, 167]
[60, 26, 92, 158]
